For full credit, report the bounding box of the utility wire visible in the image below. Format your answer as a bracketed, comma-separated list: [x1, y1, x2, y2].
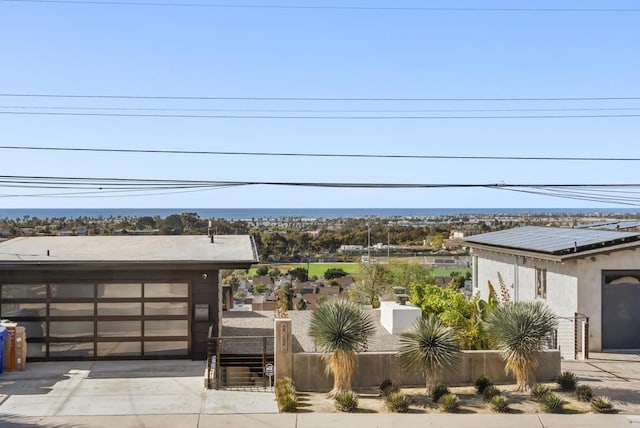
[2, 111, 640, 119]
[3, 175, 640, 205]
[4, 105, 640, 113]
[2, 175, 640, 189]
[3, 145, 640, 162]
[3, 0, 640, 12]
[2, 93, 640, 102]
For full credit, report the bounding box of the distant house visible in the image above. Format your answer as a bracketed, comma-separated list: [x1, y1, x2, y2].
[465, 226, 640, 359]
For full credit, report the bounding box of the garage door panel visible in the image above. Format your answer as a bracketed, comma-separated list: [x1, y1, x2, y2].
[602, 281, 640, 349]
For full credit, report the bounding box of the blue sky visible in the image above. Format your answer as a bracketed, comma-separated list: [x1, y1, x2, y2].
[1, 0, 639, 208]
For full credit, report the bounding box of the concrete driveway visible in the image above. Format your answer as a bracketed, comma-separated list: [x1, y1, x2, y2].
[0, 360, 277, 418]
[562, 352, 640, 414]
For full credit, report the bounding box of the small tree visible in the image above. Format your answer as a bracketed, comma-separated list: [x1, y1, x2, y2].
[324, 268, 348, 280]
[308, 299, 375, 397]
[398, 315, 460, 394]
[488, 301, 557, 391]
[255, 266, 269, 276]
[350, 262, 393, 306]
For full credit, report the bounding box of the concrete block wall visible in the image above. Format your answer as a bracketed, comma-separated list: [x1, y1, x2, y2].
[292, 350, 560, 392]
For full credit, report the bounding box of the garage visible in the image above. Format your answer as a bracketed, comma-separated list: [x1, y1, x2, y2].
[0, 235, 258, 361]
[602, 271, 640, 350]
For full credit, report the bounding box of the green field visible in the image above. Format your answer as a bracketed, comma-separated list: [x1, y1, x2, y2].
[249, 263, 469, 279]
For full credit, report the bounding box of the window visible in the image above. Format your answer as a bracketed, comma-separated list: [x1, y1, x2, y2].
[536, 267, 547, 299]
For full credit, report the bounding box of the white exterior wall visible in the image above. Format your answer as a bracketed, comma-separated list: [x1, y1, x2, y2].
[472, 248, 579, 359]
[576, 247, 640, 351]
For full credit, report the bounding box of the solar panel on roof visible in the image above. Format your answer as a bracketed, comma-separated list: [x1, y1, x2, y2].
[464, 226, 640, 255]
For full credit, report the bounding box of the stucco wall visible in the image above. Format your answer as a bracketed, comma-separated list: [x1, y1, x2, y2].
[472, 249, 579, 359]
[576, 247, 640, 351]
[292, 350, 560, 392]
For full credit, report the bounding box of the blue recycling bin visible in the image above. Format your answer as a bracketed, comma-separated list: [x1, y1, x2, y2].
[0, 325, 7, 374]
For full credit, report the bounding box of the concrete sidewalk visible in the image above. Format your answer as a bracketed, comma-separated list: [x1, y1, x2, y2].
[1, 413, 637, 428]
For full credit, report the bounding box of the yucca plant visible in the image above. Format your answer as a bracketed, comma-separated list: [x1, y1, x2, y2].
[307, 299, 375, 397]
[379, 378, 400, 397]
[432, 384, 450, 403]
[488, 301, 557, 391]
[438, 393, 460, 413]
[557, 371, 577, 391]
[483, 385, 501, 403]
[398, 314, 460, 395]
[334, 390, 359, 412]
[474, 375, 493, 395]
[385, 391, 409, 413]
[576, 385, 593, 402]
[591, 396, 614, 413]
[542, 393, 564, 413]
[490, 395, 510, 413]
[531, 384, 551, 402]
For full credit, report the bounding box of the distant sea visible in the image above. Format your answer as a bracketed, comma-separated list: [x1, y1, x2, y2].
[1, 208, 639, 220]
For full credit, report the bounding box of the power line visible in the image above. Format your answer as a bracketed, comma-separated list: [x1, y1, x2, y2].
[3, 175, 640, 205]
[2, 111, 640, 119]
[3, 0, 640, 12]
[4, 105, 640, 113]
[2, 174, 640, 189]
[2, 93, 640, 102]
[3, 145, 640, 162]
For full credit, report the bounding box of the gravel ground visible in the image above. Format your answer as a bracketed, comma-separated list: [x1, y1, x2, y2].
[222, 309, 402, 353]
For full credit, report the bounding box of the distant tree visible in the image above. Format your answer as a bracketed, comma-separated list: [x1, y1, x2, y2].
[389, 260, 434, 291]
[288, 267, 309, 282]
[136, 216, 156, 230]
[350, 262, 393, 307]
[324, 268, 348, 280]
[160, 214, 184, 235]
[296, 299, 308, 311]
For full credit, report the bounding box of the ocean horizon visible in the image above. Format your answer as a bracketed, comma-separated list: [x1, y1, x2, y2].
[1, 208, 639, 220]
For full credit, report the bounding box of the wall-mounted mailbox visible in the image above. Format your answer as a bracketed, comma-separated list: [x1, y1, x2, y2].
[194, 304, 210, 322]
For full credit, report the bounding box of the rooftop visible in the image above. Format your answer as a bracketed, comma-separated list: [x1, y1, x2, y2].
[463, 226, 640, 256]
[0, 235, 258, 265]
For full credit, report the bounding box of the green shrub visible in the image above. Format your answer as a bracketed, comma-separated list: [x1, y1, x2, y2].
[490, 395, 510, 413]
[483, 385, 501, 403]
[274, 377, 297, 412]
[591, 396, 614, 413]
[576, 385, 593, 402]
[542, 393, 564, 413]
[385, 391, 409, 413]
[432, 384, 450, 403]
[335, 391, 359, 412]
[379, 378, 400, 397]
[438, 393, 460, 413]
[557, 371, 577, 391]
[474, 375, 493, 395]
[531, 384, 551, 402]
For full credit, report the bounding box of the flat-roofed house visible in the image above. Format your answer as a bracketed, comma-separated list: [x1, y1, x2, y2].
[464, 226, 640, 359]
[0, 235, 258, 361]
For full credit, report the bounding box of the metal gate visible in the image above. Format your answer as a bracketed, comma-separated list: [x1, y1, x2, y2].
[206, 335, 274, 390]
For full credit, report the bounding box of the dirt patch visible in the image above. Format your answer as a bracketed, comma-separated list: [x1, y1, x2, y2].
[295, 383, 594, 414]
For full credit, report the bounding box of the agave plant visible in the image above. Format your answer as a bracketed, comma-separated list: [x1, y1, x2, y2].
[307, 299, 375, 397]
[398, 314, 460, 394]
[488, 301, 557, 391]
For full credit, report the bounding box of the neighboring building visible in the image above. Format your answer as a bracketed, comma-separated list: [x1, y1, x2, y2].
[0, 235, 258, 361]
[465, 226, 640, 359]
